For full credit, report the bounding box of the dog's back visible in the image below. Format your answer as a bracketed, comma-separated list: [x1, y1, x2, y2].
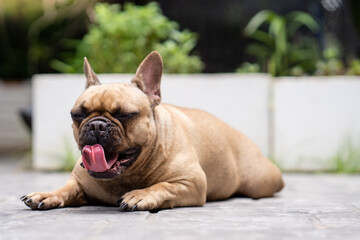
[161, 103, 284, 200]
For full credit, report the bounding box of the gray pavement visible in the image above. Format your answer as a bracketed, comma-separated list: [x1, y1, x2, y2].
[0, 157, 359, 240]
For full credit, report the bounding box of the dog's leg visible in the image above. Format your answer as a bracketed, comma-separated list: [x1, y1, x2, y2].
[21, 176, 88, 210]
[238, 157, 284, 199]
[118, 173, 207, 211]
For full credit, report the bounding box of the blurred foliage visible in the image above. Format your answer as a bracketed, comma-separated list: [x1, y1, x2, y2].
[331, 137, 360, 173]
[315, 35, 360, 76]
[236, 62, 261, 74]
[347, 59, 360, 75]
[52, 2, 204, 74]
[0, 0, 42, 79]
[59, 137, 79, 172]
[315, 43, 345, 76]
[0, 0, 93, 80]
[237, 10, 320, 76]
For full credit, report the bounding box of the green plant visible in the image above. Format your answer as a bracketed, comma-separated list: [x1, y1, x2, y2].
[236, 62, 261, 74]
[0, 0, 92, 79]
[52, 2, 203, 74]
[315, 59, 344, 76]
[314, 34, 360, 76]
[240, 10, 319, 76]
[331, 138, 360, 173]
[315, 37, 345, 76]
[0, 0, 43, 79]
[346, 59, 360, 75]
[60, 137, 79, 172]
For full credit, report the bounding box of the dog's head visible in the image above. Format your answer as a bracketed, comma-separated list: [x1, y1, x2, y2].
[71, 51, 163, 179]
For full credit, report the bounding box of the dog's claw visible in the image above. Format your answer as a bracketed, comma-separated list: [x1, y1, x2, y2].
[131, 205, 138, 212]
[20, 195, 27, 201]
[120, 202, 128, 211]
[80, 162, 85, 168]
[38, 202, 45, 209]
[25, 198, 32, 204]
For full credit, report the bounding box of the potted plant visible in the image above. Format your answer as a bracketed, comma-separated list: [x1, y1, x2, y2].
[238, 10, 360, 172]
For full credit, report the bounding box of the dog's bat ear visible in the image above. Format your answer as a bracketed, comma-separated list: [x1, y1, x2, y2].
[132, 51, 163, 107]
[84, 57, 101, 89]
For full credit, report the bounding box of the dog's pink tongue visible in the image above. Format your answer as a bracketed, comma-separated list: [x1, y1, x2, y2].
[82, 144, 118, 172]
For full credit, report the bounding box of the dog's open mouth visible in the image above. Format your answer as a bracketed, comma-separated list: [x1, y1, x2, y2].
[81, 144, 140, 179]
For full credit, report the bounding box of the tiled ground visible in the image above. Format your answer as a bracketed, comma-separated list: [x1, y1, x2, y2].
[0, 157, 359, 240]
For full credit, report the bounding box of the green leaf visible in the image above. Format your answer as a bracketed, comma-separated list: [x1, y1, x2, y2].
[246, 43, 272, 60]
[269, 16, 287, 54]
[244, 10, 276, 36]
[50, 59, 75, 73]
[249, 30, 274, 48]
[286, 11, 319, 36]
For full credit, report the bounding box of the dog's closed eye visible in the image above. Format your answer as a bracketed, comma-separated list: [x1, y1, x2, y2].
[114, 112, 139, 122]
[71, 112, 86, 124]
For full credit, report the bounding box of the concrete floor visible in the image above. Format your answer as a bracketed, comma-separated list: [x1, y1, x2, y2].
[0, 157, 359, 240]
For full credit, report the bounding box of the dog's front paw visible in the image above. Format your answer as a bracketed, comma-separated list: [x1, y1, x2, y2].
[20, 192, 64, 210]
[118, 189, 158, 211]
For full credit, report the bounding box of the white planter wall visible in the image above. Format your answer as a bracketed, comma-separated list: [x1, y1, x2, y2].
[33, 74, 270, 170]
[0, 81, 31, 152]
[32, 74, 360, 171]
[161, 74, 270, 156]
[274, 76, 360, 171]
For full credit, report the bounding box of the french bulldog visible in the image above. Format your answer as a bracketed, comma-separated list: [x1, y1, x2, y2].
[21, 51, 284, 211]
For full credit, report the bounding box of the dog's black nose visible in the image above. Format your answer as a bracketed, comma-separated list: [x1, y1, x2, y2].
[89, 120, 108, 134]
